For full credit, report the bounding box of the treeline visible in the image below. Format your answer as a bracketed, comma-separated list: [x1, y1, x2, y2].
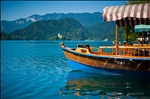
[1, 31, 12, 40]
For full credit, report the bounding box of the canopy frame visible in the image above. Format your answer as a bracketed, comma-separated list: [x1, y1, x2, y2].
[102, 3, 150, 55]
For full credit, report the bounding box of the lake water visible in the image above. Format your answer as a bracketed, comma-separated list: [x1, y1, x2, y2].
[1, 40, 150, 99]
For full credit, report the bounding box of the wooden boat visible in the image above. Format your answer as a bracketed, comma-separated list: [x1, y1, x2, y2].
[60, 3, 150, 76]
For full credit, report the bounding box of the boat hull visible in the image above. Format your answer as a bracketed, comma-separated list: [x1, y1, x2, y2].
[67, 59, 150, 76]
[62, 47, 150, 76]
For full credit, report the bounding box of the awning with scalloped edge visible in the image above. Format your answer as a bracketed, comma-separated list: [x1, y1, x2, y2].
[102, 3, 150, 26]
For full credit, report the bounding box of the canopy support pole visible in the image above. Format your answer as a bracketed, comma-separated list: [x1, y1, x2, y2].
[142, 32, 144, 46]
[116, 23, 118, 55]
[126, 26, 128, 44]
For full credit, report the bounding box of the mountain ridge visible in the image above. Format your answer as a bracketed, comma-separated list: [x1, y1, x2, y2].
[1, 12, 103, 33]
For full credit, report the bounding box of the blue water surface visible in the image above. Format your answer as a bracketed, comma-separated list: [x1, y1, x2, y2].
[1, 40, 150, 99]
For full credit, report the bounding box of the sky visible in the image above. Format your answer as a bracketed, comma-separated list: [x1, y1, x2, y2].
[1, 1, 126, 21]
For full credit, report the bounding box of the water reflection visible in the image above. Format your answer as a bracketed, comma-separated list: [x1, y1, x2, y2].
[58, 70, 150, 98]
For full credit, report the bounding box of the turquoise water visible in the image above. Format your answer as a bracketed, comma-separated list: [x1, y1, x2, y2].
[1, 41, 150, 99]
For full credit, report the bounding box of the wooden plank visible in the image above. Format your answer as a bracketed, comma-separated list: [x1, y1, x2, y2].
[99, 46, 150, 49]
[119, 46, 150, 49]
[99, 46, 116, 48]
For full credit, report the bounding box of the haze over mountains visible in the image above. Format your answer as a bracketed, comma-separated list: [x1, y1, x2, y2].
[1, 12, 123, 40]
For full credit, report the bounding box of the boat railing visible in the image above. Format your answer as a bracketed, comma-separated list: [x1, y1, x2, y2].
[75, 44, 150, 57]
[97, 45, 150, 57]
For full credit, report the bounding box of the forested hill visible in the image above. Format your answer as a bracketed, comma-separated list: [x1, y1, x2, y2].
[9, 18, 88, 40]
[86, 22, 123, 40]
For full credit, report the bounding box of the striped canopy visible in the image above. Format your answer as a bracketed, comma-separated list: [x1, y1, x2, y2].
[102, 3, 150, 26]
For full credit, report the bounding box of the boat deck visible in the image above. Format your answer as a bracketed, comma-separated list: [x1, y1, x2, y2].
[74, 44, 150, 58]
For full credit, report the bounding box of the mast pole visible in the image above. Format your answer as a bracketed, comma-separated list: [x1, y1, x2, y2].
[116, 23, 118, 55]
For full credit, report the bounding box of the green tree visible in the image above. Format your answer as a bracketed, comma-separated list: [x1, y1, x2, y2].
[126, 0, 150, 4]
